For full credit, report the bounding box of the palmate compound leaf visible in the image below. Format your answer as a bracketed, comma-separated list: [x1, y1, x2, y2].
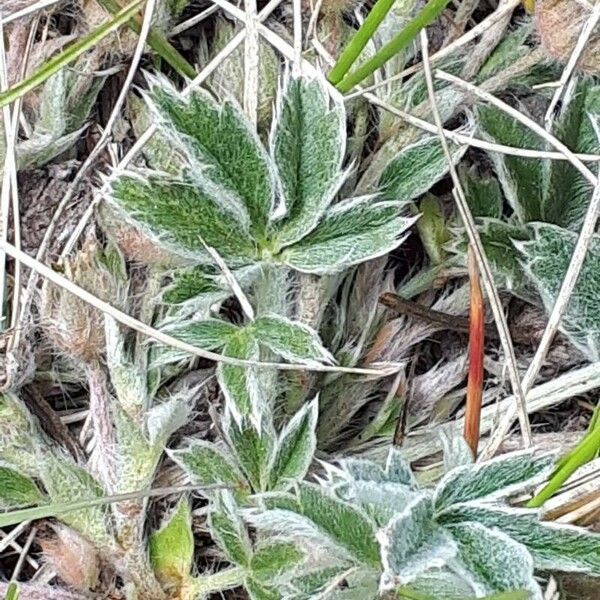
[149, 498, 194, 585]
[0, 466, 45, 508]
[518, 223, 600, 360]
[210, 490, 253, 567]
[280, 196, 417, 275]
[149, 82, 276, 236]
[110, 174, 257, 264]
[433, 449, 553, 511]
[271, 75, 346, 248]
[438, 503, 600, 575]
[378, 495, 457, 590]
[446, 522, 542, 599]
[252, 315, 334, 366]
[378, 135, 467, 203]
[267, 399, 318, 491]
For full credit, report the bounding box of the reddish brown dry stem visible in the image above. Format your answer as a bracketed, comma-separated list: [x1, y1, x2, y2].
[464, 246, 485, 457]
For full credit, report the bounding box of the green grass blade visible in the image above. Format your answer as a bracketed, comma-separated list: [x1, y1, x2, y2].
[328, 0, 397, 85]
[98, 0, 196, 79]
[0, 0, 145, 109]
[336, 0, 453, 93]
[4, 583, 18, 600]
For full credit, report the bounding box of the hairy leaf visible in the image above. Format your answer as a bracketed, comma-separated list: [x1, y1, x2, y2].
[519, 223, 600, 360]
[253, 315, 334, 366]
[379, 136, 466, 202]
[151, 84, 275, 235]
[245, 578, 280, 600]
[385, 448, 417, 487]
[460, 166, 503, 219]
[0, 466, 45, 509]
[210, 491, 253, 566]
[268, 399, 318, 490]
[438, 504, 600, 575]
[162, 266, 223, 305]
[379, 496, 457, 588]
[110, 175, 257, 262]
[433, 450, 553, 510]
[447, 522, 541, 598]
[282, 197, 416, 274]
[250, 541, 304, 582]
[272, 76, 346, 247]
[149, 498, 194, 584]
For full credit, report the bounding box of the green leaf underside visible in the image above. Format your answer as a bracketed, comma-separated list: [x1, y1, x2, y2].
[297, 483, 380, 566]
[434, 450, 553, 510]
[520, 223, 600, 360]
[152, 86, 274, 235]
[272, 76, 345, 247]
[0, 467, 45, 508]
[447, 522, 540, 598]
[477, 105, 545, 223]
[253, 315, 334, 365]
[380, 496, 457, 586]
[149, 498, 194, 583]
[210, 491, 252, 566]
[379, 136, 465, 202]
[438, 504, 600, 575]
[111, 176, 256, 262]
[282, 197, 415, 274]
[268, 400, 318, 490]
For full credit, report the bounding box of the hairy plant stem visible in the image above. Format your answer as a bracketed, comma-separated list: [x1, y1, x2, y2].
[190, 567, 246, 597]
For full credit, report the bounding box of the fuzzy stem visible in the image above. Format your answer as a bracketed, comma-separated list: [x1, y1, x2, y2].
[190, 567, 246, 597]
[336, 0, 453, 93]
[328, 0, 397, 85]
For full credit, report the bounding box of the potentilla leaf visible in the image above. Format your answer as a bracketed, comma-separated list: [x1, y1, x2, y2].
[438, 503, 600, 576]
[253, 315, 335, 366]
[519, 223, 600, 360]
[476, 104, 545, 224]
[110, 175, 257, 263]
[268, 399, 318, 491]
[433, 449, 553, 511]
[168, 440, 246, 489]
[281, 197, 416, 275]
[446, 522, 542, 599]
[149, 498, 194, 585]
[210, 490, 253, 566]
[0, 466, 45, 509]
[460, 165, 504, 219]
[379, 496, 457, 589]
[296, 482, 380, 566]
[162, 266, 222, 305]
[250, 541, 304, 582]
[245, 578, 280, 600]
[378, 135, 466, 202]
[271, 75, 346, 248]
[218, 333, 265, 426]
[150, 83, 276, 236]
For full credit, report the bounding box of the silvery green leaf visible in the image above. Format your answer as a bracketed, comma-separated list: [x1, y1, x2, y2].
[42, 455, 111, 548]
[224, 414, 275, 493]
[379, 496, 457, 588]
[476, 26, 531, 82]
[162, 266, 223, 305]
[404, 569, 477, 600]
[268, 399, 318, 491]
[245, 578, 279, 600]
[379, 136, 466, 202]
[281, 197, 416, 275]
[476, 105, 545, 223]
[447, 522, 541, 599]
[385, 447, 417, 487]
[438, 503, 600, 575]
[519, 223, 600, 360]
[544, 81, 600, 229]
[210, 490, 252, 566]
[150, 83, 275, 235]
[250, 541, 304, 582]
[271, 75, 346, 247]
[337, 458, 386, 483]
[460, 165, 503, 219]
[439, 426, 474, 473]
[296, 482, 380, 566]
[433, 449, 553, 511]
[146, 397, 190, 447]
[110, 174, 257, 263]
[323, 568, 380, 600]
[218, 333, 264, 426]
[149, 498, 194, 584]
[169, 440, 245, 489]
[253, 315, 334, 366]
[0, 466, 45, 508]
